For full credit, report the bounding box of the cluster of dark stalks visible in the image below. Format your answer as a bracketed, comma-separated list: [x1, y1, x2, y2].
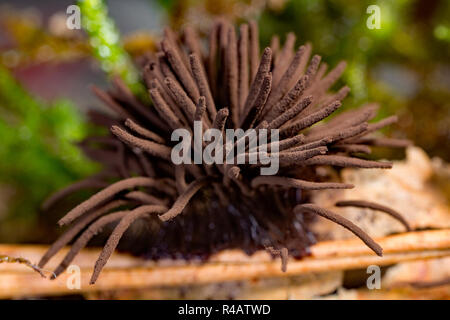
[39, 19, 411, 284]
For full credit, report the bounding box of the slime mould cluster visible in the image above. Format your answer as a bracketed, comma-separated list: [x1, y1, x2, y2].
[39, 19, 411, 284]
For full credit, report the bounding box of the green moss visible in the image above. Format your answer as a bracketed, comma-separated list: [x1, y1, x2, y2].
[0, 65, 98, 234]
[78, 0, 145, 97]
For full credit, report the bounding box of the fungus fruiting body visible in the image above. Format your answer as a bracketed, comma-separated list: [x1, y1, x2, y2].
[40, 19, 411, 284]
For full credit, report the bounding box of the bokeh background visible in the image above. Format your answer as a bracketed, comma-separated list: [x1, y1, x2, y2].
[0, 0, 449, 243]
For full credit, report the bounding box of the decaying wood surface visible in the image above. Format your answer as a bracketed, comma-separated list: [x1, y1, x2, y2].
[312, 147, 450, 239]
[328, 284, 450, 300]
[0, 229, 449, 298]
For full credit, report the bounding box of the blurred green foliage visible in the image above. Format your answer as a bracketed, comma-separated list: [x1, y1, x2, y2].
[78, 0, 145, 97]
[259, 0, 446, 99]
[0, 65, 98, 241]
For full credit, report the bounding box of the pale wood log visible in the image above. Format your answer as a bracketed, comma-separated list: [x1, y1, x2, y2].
[0, 230, 449, 298]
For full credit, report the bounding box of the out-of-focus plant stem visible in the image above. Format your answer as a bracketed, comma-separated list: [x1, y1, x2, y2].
[78, 0, 145, 97]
